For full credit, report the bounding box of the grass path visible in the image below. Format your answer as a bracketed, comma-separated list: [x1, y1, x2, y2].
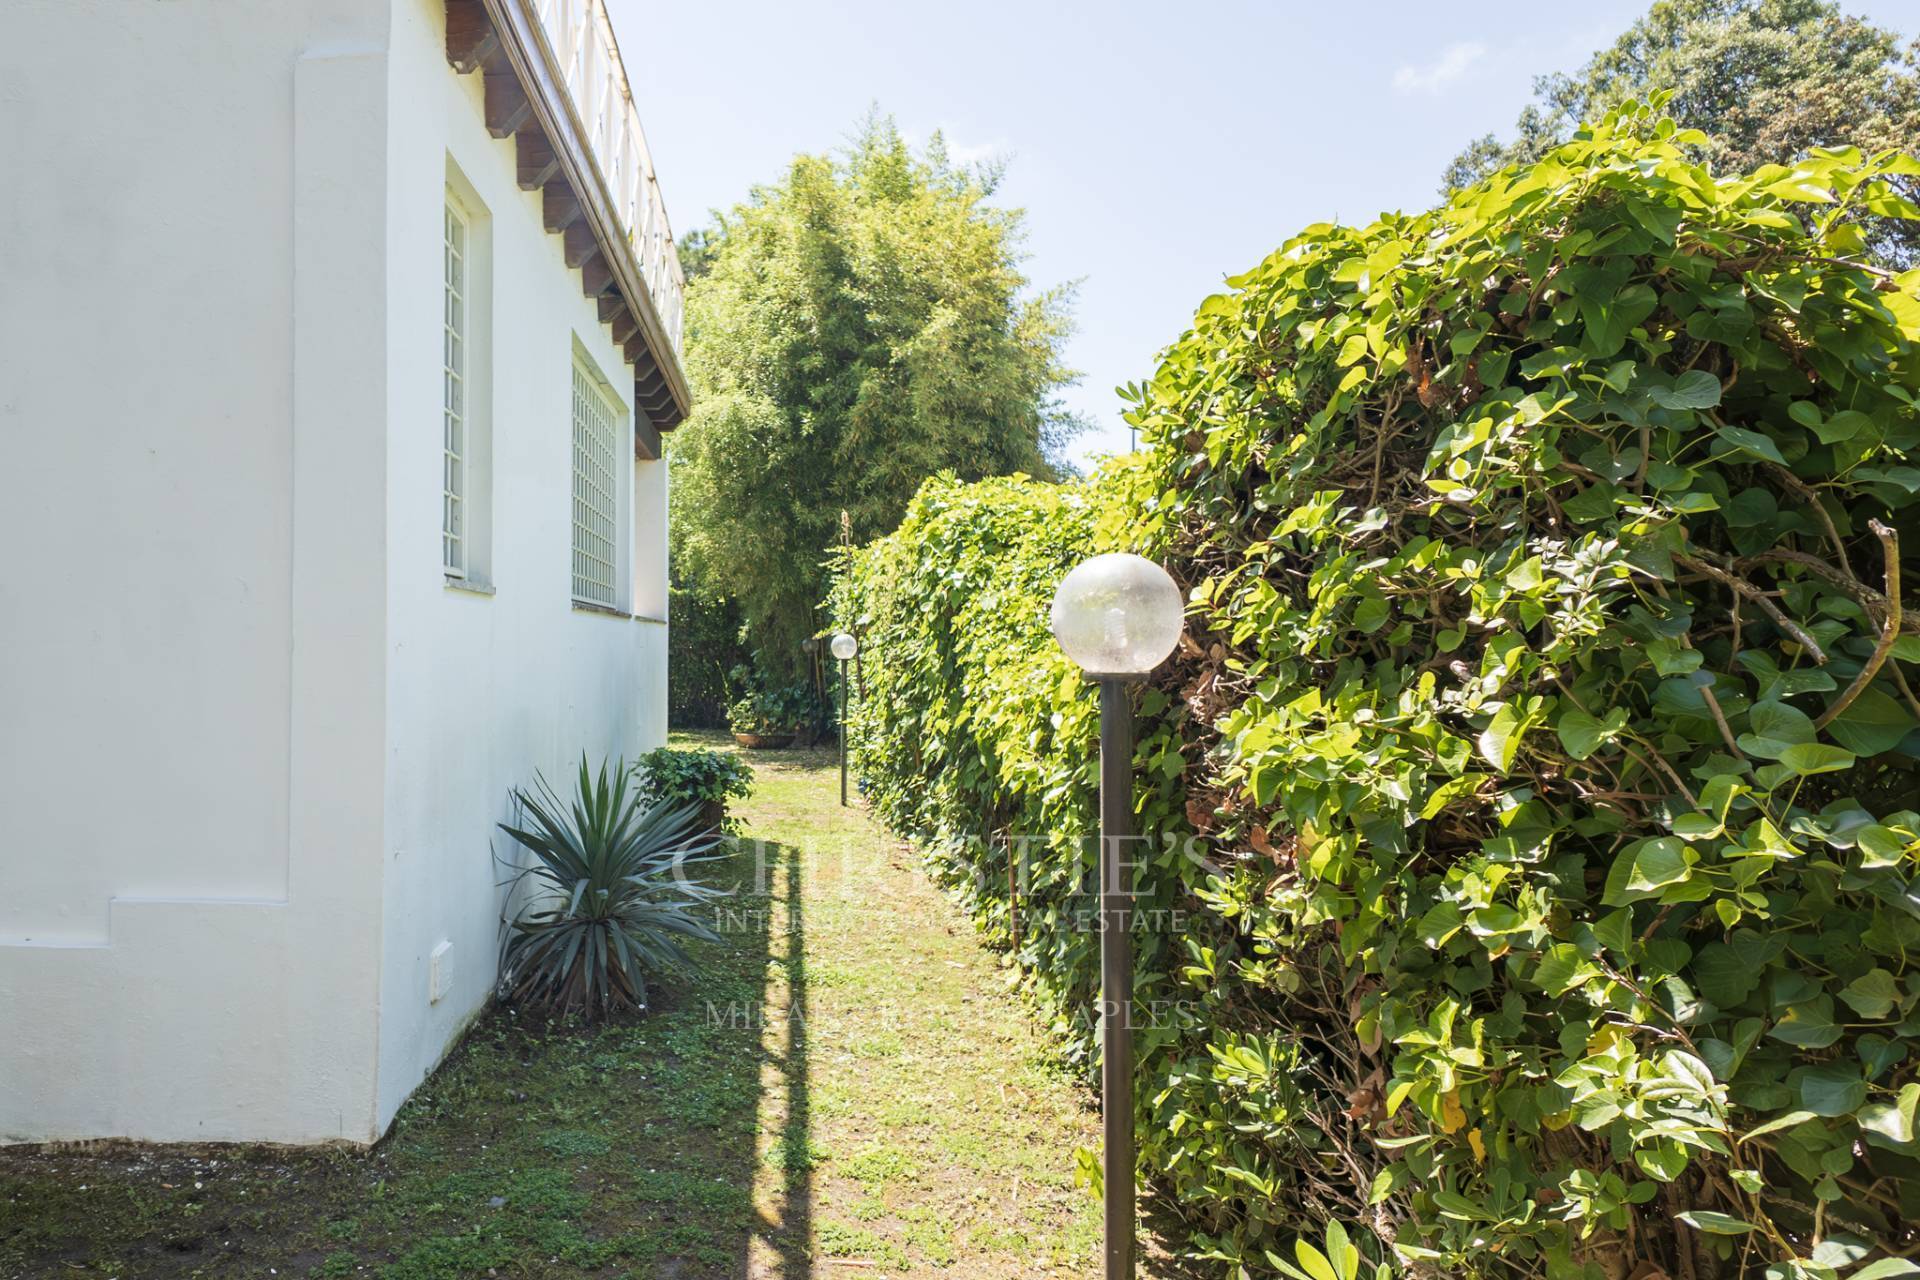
[719, 737, 1106, 1277]
[0, 739, 1183, 1279]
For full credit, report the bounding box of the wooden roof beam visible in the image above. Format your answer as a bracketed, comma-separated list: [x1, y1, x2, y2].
[636, 372, 673, 408]
[634, 416, 662, 461]
[445, 0, 499, 73]
[579, 255, 613, 297]
[542, 181, 583, 233]
[562, 222, 600, 270]
[516, 129, 561, 191]
[484, 70, 533, 138]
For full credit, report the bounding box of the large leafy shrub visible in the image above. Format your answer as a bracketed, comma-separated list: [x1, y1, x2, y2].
[846, 106, 1920, 1277]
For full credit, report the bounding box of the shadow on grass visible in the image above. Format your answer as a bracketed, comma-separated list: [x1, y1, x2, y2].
[729, 834, 813, 1279]
[0, 836, 807, 1280]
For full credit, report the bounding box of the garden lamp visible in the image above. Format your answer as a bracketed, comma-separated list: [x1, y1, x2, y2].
[830, 631, 859, 806]
[1048, 553, 1183, 1280]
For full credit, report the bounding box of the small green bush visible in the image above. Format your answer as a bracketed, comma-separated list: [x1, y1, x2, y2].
[634, 746, 754, 829]
[845, 104, 1920, 1277]
[724, 664, 820, 736]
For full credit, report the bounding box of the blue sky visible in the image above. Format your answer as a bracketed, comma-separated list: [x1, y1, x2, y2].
[609, 0, 1916, 468]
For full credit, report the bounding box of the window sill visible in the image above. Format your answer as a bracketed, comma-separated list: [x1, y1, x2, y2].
[445, 576, 495, 597]
[632, 615, 667, 626]
[572, 600, 631, 619]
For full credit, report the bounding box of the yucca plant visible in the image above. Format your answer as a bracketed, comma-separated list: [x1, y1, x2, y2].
[496, 757, 726, 1017]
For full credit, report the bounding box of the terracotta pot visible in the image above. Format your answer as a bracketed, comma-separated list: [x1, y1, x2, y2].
[698, 798, 727, 833]
[732, 732, 794, 750]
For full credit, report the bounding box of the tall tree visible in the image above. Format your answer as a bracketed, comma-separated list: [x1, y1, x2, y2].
[1446, 0, 1920, 260]
[669, 115, 1081, 677]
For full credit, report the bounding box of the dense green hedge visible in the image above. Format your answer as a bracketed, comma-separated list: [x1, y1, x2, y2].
[844, 106, 1920, 1278]
[838, 471, 1169, 1059]
[667, 585, 743, 729]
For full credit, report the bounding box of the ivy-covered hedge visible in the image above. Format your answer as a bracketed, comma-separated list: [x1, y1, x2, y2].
[844, 106, 1920, 1278]
[837, 471, 1175, 1060]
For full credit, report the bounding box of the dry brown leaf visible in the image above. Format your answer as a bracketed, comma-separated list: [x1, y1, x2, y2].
[1345, 1066, 1386, 1124]
[1185, 796, 1217, 832]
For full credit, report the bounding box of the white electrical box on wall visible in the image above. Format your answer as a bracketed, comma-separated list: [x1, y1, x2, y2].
[429, 941, 453, 1005]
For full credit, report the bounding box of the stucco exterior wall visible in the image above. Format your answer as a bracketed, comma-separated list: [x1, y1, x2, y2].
[0, 0, 669, 1144]
[0, 0, 394, 1144]
[371, 0, 668, 1131]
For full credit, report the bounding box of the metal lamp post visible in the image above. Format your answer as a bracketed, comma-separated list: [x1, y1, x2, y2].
[830, 631, 859, 806]
[1048, 553, 1184, 1280]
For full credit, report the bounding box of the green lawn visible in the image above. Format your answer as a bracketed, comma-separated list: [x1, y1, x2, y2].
[0, 735, 1186, 1278]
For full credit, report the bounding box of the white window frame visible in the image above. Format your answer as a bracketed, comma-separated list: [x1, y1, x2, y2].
[570, 353, 628, 609]
[443, 194, 470, 577]
[442, 162, 492, 591]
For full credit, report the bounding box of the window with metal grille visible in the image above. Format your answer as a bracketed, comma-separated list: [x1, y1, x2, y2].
[443, 200, 468, 576]
[571, 363, 621, 606]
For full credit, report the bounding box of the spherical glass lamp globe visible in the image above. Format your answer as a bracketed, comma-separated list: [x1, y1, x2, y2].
[1049, 553, 1183, 678]
[829, 632, 859, 661]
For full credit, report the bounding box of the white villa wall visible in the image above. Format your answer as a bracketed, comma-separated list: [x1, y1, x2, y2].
[0, 0, 670, 1144]
[373, 0, 670, 1129]
[0, 0, 394, 1143]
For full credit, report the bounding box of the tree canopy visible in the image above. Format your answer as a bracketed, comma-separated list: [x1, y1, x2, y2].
[668, 116, 1082, 677]
[1446, 0, 1920, 261]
